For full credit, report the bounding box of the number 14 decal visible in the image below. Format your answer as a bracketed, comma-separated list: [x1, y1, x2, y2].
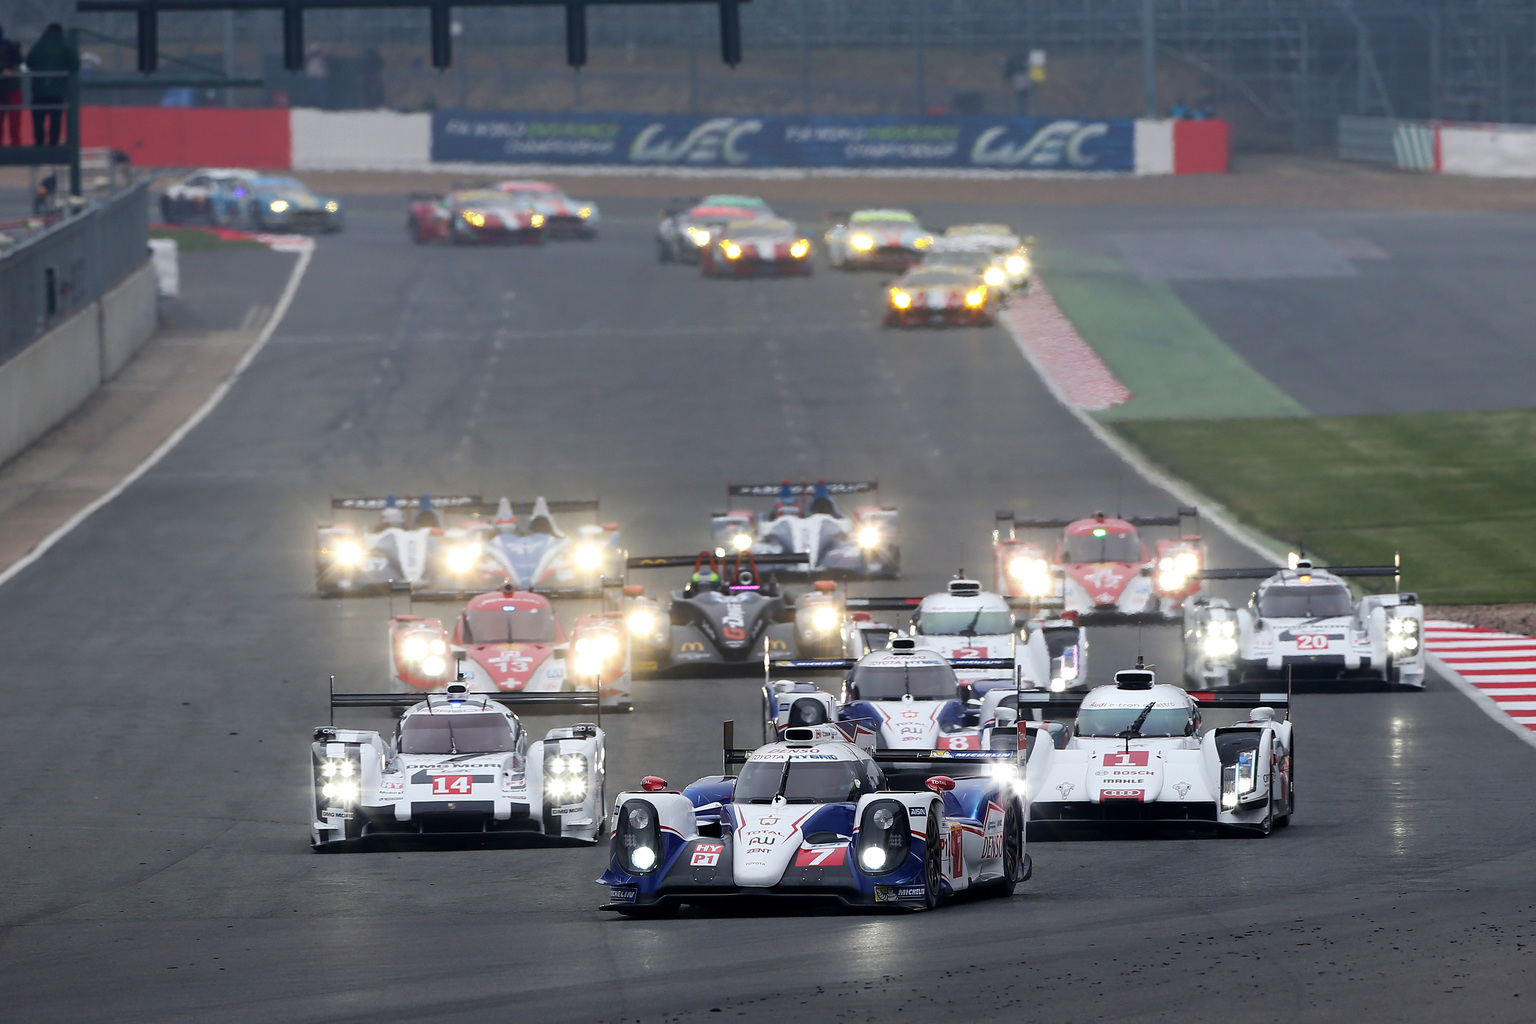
[431, 775, 473, 795]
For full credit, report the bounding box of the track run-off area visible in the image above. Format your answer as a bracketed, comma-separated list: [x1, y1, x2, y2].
[2, 185, 1536, 1024]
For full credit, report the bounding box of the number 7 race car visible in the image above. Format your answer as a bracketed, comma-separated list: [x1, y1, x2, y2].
[1185, 558, 1424, 689]
[311, 681, 605, 850]
[598, 720, 1029, 915]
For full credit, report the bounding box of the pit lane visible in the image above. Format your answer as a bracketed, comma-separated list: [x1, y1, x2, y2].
[0, 194, 1531, 1023]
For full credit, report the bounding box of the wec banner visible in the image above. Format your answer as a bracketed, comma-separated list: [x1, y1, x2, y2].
[432, 112, 1134, 172]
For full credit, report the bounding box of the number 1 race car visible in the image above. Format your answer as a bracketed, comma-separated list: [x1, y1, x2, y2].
[408, 189, 546, 245]
[992, 508, 1206, 622]
[1185, 559, 1424, 689]
[885, 266, 999, 327]
[312, 681, 605, 849]
[825, 209, 934, 270]
[712, 480, 899, 579]
[1021, 663, 1294, 837]
[598, 720, 1028, 915]
[701, 218, 813, 277]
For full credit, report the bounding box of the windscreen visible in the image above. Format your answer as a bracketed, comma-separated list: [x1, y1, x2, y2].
[1258, 584, 1353, 618]
[728, 220, 793, 238]
[916, 609, 1014, 636]
[400, 712, 516, 754]
[851, 661, 957, 700]
[926, 251, 992, 269]
[735, 759, 868, 803]
[1075, 706, 1191, 739]
[898, 269, 973, 288]
[1064, 531, 1142, 563]
[463, 606, 557, 643]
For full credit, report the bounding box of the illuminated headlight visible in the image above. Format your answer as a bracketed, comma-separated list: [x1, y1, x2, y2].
[320, 759, 356, 778]
[402, 635, 428, 661]
[1386, 616, 1420, 654]
[1006, 555, 1052, 597]
[1204, 634, 1238, 659]
[1175, 551, 1199, 575]
[1006, 255, 1028, 275]
[811, 605, 840, 633]
[790, 239, 810, 258]
[269, 200, 289, 213]
[731, 532, 753, 552]
[964, 288, 987, 308]
[890, 289, 911, 309]
[630, 845, 657, 870]
[990, 763, 1018, 784]
[859, 846, 886, 871]
[333, 540, 364, 567]
[984, 267, 1006, 286]
[857, 525, 881, 549]
[530, 214, 546, 227]
[463, 210, 486, 227]
[850, 234, 874, 251]
[1049, 677, 1067, 692]
[723, 242, 742, 259]
[628, 609, 656, 636]
[1158, 569, 1185, 591]
[573, 544, 604, 571]
[575, 634, 620, 660]
[445, 542, 482, 574]
[1220, 749, 1259, 810]
[687, 227, 712, 247]
[420, 654, 447, 677]
[324, 200, 339, 213]
[321, 780, 359, 804]
[578, 206, 593, 218]
[546, 753, 589, 800]
[912, 236, 932, 249]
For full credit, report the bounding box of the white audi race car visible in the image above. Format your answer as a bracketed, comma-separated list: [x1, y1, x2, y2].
[1022, 663, 1294, 837]
[598, 720, 1029, 914]
[712, 480, 899, 579]
[1186, 559, 1424, 689]
[312, 681, 605, 849]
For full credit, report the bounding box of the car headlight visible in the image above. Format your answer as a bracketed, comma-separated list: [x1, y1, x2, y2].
[530, 213, 546, 227]
[858, 525, 881, 549]
[573, 544, 604, 572]
[628, 609, 657, 637]
[811, 605, 840, 633]
[324, 200, 339, 213]
[1203, 631, 1238, 659]
[850, 234, 874, 251]
[575, 634, 620, 660]
[1175, 551, 1199, 575]
[445, 542, 482, 575]
[984, 267, 1006, 286]
[891, 289, 911, 309]
[731, 532, 753, 552]
[855, 800, 909, 876]
[578, 206, 593, 218]
[913, 236, 933, 249]
[333, 540, 364, 567]
[687, 227, 712, 247]
[723, 242, 742, 259]
[1006, 255, 1028, 274]
[269, 200, 289, 213]
[546, 753, 589, 799]
[420, 654, 447, 677]
[463, 210, 486, 227]
[1006, 555, 1052, 597]
[965, 288, 987, 308]
[320, 759, 356, 779]
[630, 845, 657, 870]
[402, 635, 428, 661]
[321, 780, 360, 803]
[790, 239, 810, 258]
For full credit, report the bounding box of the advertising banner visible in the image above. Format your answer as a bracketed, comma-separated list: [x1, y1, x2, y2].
[432, 112, 1134, 172]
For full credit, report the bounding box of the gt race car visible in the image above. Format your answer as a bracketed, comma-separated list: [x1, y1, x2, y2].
[312, 681, 605, 849]
[941, 224, 1033, 291]
[992, 508, 1206, 622]
[712, 480, 899, 579]
[219, 176, 344, 233]
[825, 209, 934, 270]
[416, 496, 623, 600]
[389, 582, 632, 710]
[919, 241, 1016, 299]
[159, 167, 256, 224]
[408, 189, 546, 244]
[1186, 559, 1424, 689]
[598, 720, 1029, 914]
[1021, 663, 1294, 837]
[701, 218, 813, 277]
[494, 180, 600, 238]
[315, 494, 484, 597]
[885, 266, 998, 327]
[656, 199, 770, 263]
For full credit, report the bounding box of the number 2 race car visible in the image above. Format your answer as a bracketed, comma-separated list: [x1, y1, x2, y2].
[712, 480, 899, 579]
[312, 681, 605, 849]
[598, 720, 1029, 915]
[1185, 558, 1424, 689]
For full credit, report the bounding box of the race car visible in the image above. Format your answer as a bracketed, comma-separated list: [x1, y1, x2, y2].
[414, 497, 622, 599]
[992, 508, 1206, 621]
[493, 180, 599, 238]
[219, 175, 344, 233]
[389, 581, 632, 709]
[825, 209, 934, 270]
[312, 680, 605, 849]
[712, 480, 899, 579]
[884, 266, 998, 327]
[1185, 558, 1424, 689]
[598, 719, 1028, 915]
[1020, 662, 1294, 837]
[158, 167, 256, 224]
[701, 218, 813, 277]
[408, 189, 546, 244]
[941, 224, 1033, 291]
[315, 493, 484, 597]
[656, 198, 772, 263]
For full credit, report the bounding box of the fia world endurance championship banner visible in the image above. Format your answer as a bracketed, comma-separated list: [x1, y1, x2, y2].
[432, 112, 1135, 172]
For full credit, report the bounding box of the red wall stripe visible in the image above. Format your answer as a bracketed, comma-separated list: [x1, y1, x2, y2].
[81, 106, 292, 169]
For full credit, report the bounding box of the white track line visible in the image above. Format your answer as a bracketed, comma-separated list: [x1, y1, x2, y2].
[0, 243, 314, 591]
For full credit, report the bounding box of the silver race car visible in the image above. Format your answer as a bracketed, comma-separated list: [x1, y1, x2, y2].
[712, 480, 899, 579]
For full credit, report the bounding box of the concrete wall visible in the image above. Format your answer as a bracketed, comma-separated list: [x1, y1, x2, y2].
[290, 109, 432, 171]
[0, 262, 158, 469]
[1441, 124, 1536, 178]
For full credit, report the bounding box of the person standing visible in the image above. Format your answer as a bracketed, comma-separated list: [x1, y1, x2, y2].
[0, 25, 23, 146]
[26, 23, 77, 147]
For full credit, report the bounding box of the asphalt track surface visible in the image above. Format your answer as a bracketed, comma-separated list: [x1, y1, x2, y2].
[2, 196, 1534, 1024]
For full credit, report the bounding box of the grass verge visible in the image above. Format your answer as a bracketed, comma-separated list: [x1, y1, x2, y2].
[1114, 410, 1536, 604]
[149, 226, 263, 251]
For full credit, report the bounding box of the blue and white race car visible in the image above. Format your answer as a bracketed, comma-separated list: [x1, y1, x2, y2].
[712, 480, 899, 579]
[598, 721, 1029, 915]
[417, 496, 623, 600]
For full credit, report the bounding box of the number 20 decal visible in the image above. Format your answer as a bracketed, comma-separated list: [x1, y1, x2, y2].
[1294, 634, 1329, 651]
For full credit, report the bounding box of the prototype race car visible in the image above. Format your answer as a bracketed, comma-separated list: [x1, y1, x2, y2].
[221, 175, 344, 233]
[656, 198, 771, 263]
[942, 224, 1033, 291]
[159, 167, 256, 224]
[712, 480, 899, 579]
[408, 189, 546, 244]
[598, 720, 1028, 914]
[825, 209, 934, 270]
[701, 218, 813, 277]
[992, 508, 1206, 621]
[389, 582, 632, 709]
[312, 681, 605, 849]
[1021, 663, 1294, 837]
[884, 266, 998, 327]
[315, 494, 483, 597]
[494, 180, 599, 238]
[1185, 558, 1424, 689]
[414, 497, 623, 600]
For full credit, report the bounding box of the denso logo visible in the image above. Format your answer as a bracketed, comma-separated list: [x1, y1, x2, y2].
[970, 120, 1110, 168]
[630, 118, 763, 165]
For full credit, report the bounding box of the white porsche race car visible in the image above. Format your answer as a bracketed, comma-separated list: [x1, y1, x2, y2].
[311, 681, 605, 849]
[1186, 559, 1424, 689]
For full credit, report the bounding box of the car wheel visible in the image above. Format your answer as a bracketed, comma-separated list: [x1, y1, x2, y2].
[996, 801, 1023, 897]
[922, 816, 944, 910]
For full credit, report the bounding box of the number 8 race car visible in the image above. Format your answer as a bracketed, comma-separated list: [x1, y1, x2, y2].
[599, 721, 1029, 915]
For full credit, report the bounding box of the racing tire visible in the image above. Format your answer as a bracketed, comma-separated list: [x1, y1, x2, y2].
[921, 816, 944, 910]
[995, 801, 1024, 897]
[617, 903, 678, 919]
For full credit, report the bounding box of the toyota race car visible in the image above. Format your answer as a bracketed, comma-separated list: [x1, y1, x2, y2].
[315, 494, 483, 597]
[712, 480, 899, 579]
[1185, 559, 1424, 689]
[494, 180, 599, 238]
[415, 497, 623, 599]
[993, 508, 1206, 621]
[701, 219, 813, 277]
[656, 197, 772, 263]
[390, 582, 632, 709]
[941, 224, 1033, 291]
[1021, 663, 1294, 837]
[826, 209, 934, 270]
[885, 266, 998, 327]
[312, 681, 605, 849]
[159, 167, 256, 224]
[409, 189, 546, 244]
[598, 720, 1029, 914]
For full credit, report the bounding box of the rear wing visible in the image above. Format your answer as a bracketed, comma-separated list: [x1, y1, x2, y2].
[627, 553, 808, 569]
[1202, 565, 1398, 580]
[1013, 688, 1290, 717]
[767, 657, 1014, 673]
[844, 596, 923, 611]
[995, 506, 1198, 534]
[719, 720, 1019, 772]
[331, 494, 482, 511]
[330, 691, 599, 715]
[728, 480, 879, 498]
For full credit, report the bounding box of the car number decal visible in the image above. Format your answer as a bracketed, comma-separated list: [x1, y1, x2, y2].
[1294, 633, 1331, 650]
[794, 845, 846, 867]
[1102, 751, 1150, 767]
[431, 775, 474, 795]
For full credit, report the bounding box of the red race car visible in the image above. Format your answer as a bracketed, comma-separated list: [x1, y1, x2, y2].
[408, 189, 546, 245]
[701, 218, 813, 277]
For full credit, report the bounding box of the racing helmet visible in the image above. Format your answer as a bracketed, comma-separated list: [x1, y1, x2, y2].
[691, 567, 721, 586]
[380, 494, 405, 528]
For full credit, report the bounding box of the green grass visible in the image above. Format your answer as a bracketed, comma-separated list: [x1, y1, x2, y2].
[1039, 249, 1306, 422]
[149, 227, 263, 251]
[1115, 411, 1536, 604]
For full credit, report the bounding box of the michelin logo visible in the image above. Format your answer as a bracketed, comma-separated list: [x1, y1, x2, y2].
[630, 118, 764, 165]
[970, 120, 1111, 168]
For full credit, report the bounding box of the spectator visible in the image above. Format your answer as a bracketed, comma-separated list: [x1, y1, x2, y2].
[1169, 98, 1190, 120]
[26, 23, 76, 147]
[0, 25, 22, 146]
[32, 172, 56, 214]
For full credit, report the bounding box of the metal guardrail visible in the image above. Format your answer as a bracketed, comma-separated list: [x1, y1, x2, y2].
[0, 181, 150, 367]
